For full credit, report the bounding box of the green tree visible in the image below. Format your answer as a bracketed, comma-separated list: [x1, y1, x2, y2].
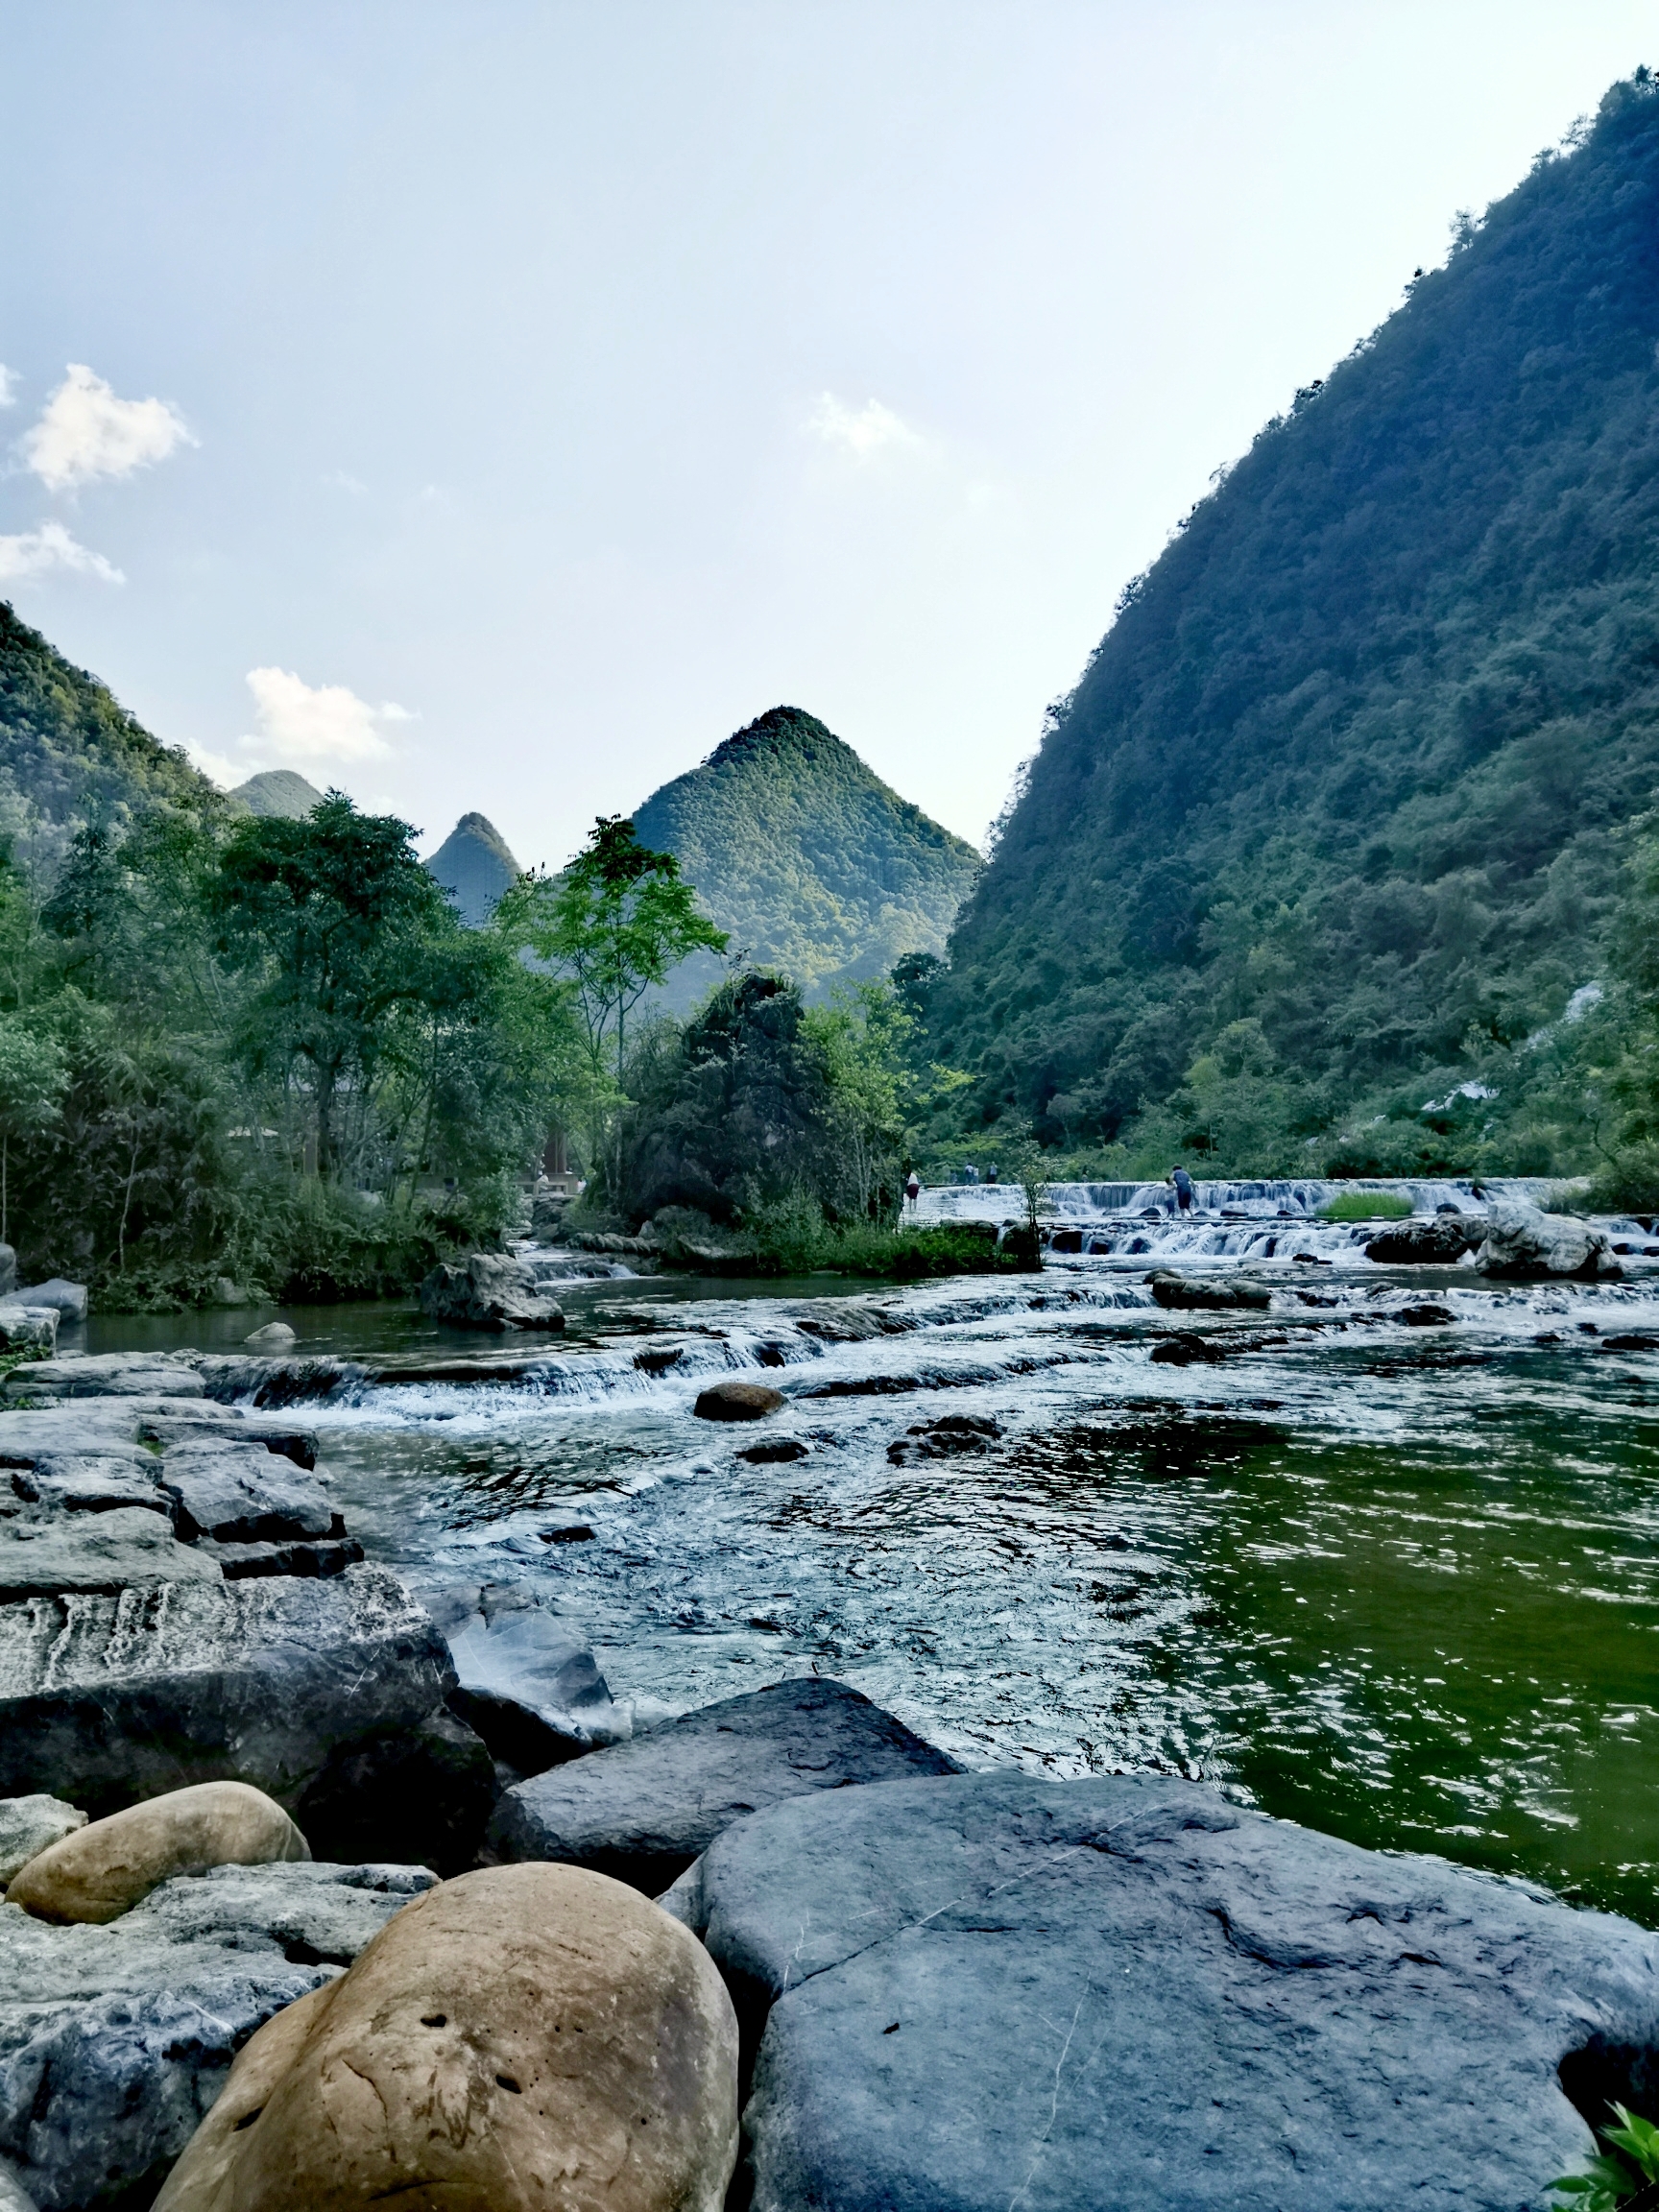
[0, 1014, 65, 1244]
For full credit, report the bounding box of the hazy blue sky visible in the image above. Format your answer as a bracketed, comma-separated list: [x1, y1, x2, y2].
[1, 4, 1653, 863]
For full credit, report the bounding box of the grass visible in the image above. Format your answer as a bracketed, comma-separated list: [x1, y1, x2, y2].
[1318, 1191, 1413, 1221]
[659, 1195, 1041, 1279]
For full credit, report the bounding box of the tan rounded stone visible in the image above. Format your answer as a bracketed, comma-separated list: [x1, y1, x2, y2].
[156, 1863, 739, 2212]
[8, 1781, 310, 1924]
[693, 1380, 784, 1421]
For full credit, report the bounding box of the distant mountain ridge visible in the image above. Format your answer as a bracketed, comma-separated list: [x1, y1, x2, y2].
[425, 811, 522, 926]
[229, 770, 324, 819]
[632, 706, 981, 1011]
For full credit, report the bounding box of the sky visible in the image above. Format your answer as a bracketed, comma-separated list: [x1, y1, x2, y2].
[1, 4, 1655, 867]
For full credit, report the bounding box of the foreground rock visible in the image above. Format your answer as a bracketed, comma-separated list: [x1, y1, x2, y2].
[0, 1312, 55, 1359]
[420, 1253, 565, 1331]
[12, 1282, 86, 1324]
[490, 1677, 961, 1893]
[9, 1782, 308, 1924]
[0, 1507, 223, 1598]
[1363, 1214, 1481, 1262]
[693, 1380, 784, 1421]
[0, 1565, 454, 1816]
[424, 1580, 629, 1759]
[155, 1863, 739, 2212]
[5, 1351, 205, 1401]
[0, 1859, 434, 2210]
[662, 1770, 1654, 2211]
[1147, 1269, 1271, 1310]
[1476, 1201, 1620, 1280]
[0, 1799, 84, 1887]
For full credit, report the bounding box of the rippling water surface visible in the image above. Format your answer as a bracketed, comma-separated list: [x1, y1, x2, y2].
[96, 1252, 1659, 1923]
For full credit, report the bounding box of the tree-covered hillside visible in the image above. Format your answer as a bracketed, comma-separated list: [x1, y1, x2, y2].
[932, 72, 1659, 1174]
[633, 706, 980, 1011]
[0, 602, 215, 854]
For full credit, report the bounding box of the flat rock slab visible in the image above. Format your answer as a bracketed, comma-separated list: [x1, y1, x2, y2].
[5, 1354, 204, 1402]
[490, 1677, 962, 1893]
[662, 1771, 1659, 2212]
[0, 1565, 454, 1816]
[160, 1446, 334, 1543]
[0, 1509, 223, 1599]
[0, 1859, 434, 2210]
[1148, 1270, 1271, 1310]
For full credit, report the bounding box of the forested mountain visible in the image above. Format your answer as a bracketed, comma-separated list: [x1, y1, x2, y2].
[425, 811, 521, 926]
[633, 706, 980, 1011]
[932, 72, 1659, 1172]
[0, 602, 214, 855]
[229, 769, 324, 819]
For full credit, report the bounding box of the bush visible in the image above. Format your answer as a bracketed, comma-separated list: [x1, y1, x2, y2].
[1583, 1150, 1659, 1215]
[1318, 1190, 1412, 1221]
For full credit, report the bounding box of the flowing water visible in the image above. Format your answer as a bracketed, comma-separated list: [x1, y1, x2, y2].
[89, 1187, 1659, 1927]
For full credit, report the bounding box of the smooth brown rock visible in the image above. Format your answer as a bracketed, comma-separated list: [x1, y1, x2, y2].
[155, 1863, 738, 2212]
[692, 1380, 784, 1421]
[8, 1781, 309, 1923]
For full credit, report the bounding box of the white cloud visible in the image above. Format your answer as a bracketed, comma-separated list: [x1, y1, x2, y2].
[22, 364, 194, 492]
[805, 392, 922, 461]
[0, 521, 123, 585]
[0, 368, 17, 409]
[241, 666, 413, 766]
[182, 742, 246, 790]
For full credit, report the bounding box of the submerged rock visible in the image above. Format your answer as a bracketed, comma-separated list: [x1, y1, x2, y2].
[420, 1254, 565, 1332]
[1147, 1269, 1271, 1310]
[662, 1769, 1659, 2212]
[1476, 1202, 1621, 1281]
[153, 1863, 739, 2212]
[243, 1322, 297, 1348]
[0, 1859, 435, 2211]
[490, 1676, 962, 1894]
[8, 1782, 308, 1925]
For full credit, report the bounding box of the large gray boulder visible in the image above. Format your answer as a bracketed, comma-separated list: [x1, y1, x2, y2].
[662, 1771, 1658, 2212]
[159, 1445, 334, 1544]
[0, 1565, 455, 1816]
[11, 1284, 85, 1325]
[1364, 1214, 1482, 1262]
[419, 1254, 565, 1332]
[1476, 1202, 1621, 1281]
[0, 1315, 54, 1361]
[422, 1581, 627, 1761]
[490, 1677, 961, 1894]
[0, 1859, 434, 2211]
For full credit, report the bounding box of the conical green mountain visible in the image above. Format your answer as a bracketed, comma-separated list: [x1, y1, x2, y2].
[229, 769, 325, 819]
[425, 811, 522, 926]
[632, 706, 981, 1011]
[934, 72, 1659, 1150]
[0, 601, 212, 852]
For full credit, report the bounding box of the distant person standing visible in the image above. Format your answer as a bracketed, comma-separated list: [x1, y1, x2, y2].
[1171, 1165, 1195, 1214]
[966, 1164, 979, 1185]
[904, 1171, 921, 1210]
[986, 1164, 998, 1185]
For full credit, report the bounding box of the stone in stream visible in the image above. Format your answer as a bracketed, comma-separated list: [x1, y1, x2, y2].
[153, 1863, 739, 2212]
[0, 1564, 456, 1816]
[0, 1313, 55, 1360]
[422, 1581, 628, 1758]
[12, 1282, 85, 1323]
[1476, 1201, 1621, 1281]
[1147, 1269, 1272, 1310]
[199, 1535, 365, 1579]
[5, 1350, 204, 1402]
[8, 1452, 169, 1514]
[1363, 1215, 1480, 1262]
[488, 1677, 963, 1895]
[693, 1380, 785, 1421]
[0, 1507, 223, 1599]
[660, 1769, 1659, 2212]
[8, 1781, 309, 1924]
[420, 1253, 566, 1331]
[0, 1798, 84, 1887]
[244, 1321, 297, 1347]
[1148, 1331, 1225, 1365]
[0, 1858, 436, 2212]
[159, 1444, 335, 1543]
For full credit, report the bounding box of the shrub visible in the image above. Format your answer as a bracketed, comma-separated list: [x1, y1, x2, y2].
[1318, 1190, 1412, 1221]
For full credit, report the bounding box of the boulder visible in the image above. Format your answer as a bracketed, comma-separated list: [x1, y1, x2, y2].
[490, 1676, 961, 1894]
[423, 1581, 628, 1757]
[0, 1313, 55, 1360]
[1149, 1331, 1225, 1364]
[297, 1709, 497, 1878]
[0, 1798, 84, 1887]
[0, 1859, 435, 2211]
[0, 1564, 455, 1816]
[1476, 1201, 1622, 1280]
[5, 1351, 204, 1402]
[1363, 1215, 1480, 1263]
[446, 1685, 582, 1781]
[0, 1507, 223, 1599]
[159, 1445, 334, 1543]
[244, 1322, 297, 1348]
[9, 1453, 169, 1515]
[200, 1536, 364, 1579]
[153, 1863, 738, 2212]
[8, 1782, 309, 1924]
[420, 1254, 565, 1332]
[693, 1380, 784, 1421]
[661, 1770, 1659, 2212]
[11, 1283, 85, 1324]
[1147, 1269, 1271, 1310]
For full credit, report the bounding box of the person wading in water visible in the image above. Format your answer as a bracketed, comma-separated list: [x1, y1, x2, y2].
[1171, 1166, 1196, 1214]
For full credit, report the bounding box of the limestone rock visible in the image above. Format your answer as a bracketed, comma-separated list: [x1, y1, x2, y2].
[0, 1860, 435, 2210]
[420, 1254, 566, 1332]
[160, 1446, 334, 1543]
[8, 1453, 168, 1515]
[9, 1782, 309, 1924]
[0, 1507, 222, 1599]
[1364, 1214, 1480, 1262]
[490, 1676, 961, 1894]
[0, 1313, 55, 1360]
[661, 1770, 1659, 2212]
[1147, 1269, 1271, 1310]
[244, 1323, 297, 1348]
[693, 1380, 784, 1421]
[1476, 1201, 1621, 1280]
[199, 1536, 364, 1579]
[153, 1863, 738, 2212]
[0, 1797, 84, 1886]
[423, 1580, 628, 1756]
[5, 1351, 204, 1402]
[12, 1282, 85, 1324]
[0, 1563, 455, 1815]
[297, 1709, 497, 1878]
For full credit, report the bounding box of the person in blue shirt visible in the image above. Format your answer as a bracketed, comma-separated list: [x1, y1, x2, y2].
[1171, 1166, 1195, 1214]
